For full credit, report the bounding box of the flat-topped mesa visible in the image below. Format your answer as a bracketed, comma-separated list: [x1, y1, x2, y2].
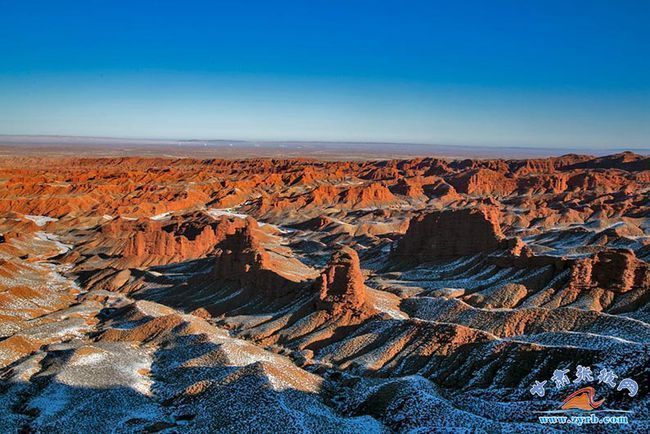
[315, 246, 373, 315]
[212, 217, 301, 296]
[569, 249, 649, 293]
[392, 206, 506, 263]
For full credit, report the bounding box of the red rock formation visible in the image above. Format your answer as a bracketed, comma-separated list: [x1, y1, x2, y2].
[517, 174, 568, 194]
[421, 158, 452, 176]
[213, 217, 268, 280]
[104, 213, 247, 266]
[1, 151, 649, 432]
[212, 217, 301, 296]
[314, 247, 371, 315]
[506, 236, 526, 256]
[392, 206, 505, 262]
[360, 164, 401, 181]
[421, 179, 461, 200]
[338, 183, 398, 208]
[449, 169, 517, 196]
[510, 158, 557, 176]
[390, 177, 425, 198]
[390, 176, 460, 201]
[566, 171, 639, 194]
[569, 249, 649, 293]
[563, 151, 649, 172]
[0, 153, 646, 231]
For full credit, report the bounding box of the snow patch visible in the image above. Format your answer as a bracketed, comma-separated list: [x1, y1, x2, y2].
[25, 215, 58, 227]
[34, 232, 72, 254]
[206, 208, 249, 219]
[150, 212, 173, 221]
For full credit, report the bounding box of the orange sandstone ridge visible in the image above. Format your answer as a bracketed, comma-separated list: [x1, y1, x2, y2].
[0, 151, 648, 432]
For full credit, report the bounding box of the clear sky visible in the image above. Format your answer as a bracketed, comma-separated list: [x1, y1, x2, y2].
[1, 0, 648, 149]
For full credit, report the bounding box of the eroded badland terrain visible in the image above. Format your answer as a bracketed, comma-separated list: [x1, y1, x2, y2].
[0, 151, 648, 432]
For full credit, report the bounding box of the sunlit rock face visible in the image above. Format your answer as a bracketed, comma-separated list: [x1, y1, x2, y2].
[569, 249, 649, 293]
[315, 246, 371, 315]
[0, 152, 648, 432]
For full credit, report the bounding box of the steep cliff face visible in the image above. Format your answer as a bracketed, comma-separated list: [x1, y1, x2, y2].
[212, 217, 302, 297]
[105, 213, 247, 266]
[315, 247, 371, 315]
[213, 217, 268, 280]
[569, 249, 649, 293]
[392, 206, 505, 262]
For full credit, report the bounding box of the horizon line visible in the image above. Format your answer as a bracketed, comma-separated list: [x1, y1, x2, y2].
[0, 134, 647, 154]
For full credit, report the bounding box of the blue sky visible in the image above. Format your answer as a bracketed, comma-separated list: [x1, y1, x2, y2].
[1, 0, 648, 148]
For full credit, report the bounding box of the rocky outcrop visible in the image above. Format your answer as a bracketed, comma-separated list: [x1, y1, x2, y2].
[390, 177, 425, 198]
[253, 182, 400, 219]
[104, 213, 247, 266]
[421, 179, 461, 200]
[213, 217, 268, 279]
[315, 247, 373, 315]
[563, 151, 649, 172]
[569, 249, 649, 293]
[212, 217, 302, 296]
[448, 169, 517, 196]
[517, 174, 568, 194]
[324, 183, 398, 209]
[392, 206, 505, 262]
[391, 176, 461, 201]
[1, 153, 646, 234]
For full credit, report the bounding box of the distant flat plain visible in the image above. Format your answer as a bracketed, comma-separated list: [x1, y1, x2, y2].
[1, 135, 646, 160]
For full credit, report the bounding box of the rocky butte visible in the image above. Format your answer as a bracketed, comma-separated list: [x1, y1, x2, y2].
[211, 217, 305, 297]
[0, 152, 648, 432]
[392, 206, 507, 262]
[315, 246, 374, 315]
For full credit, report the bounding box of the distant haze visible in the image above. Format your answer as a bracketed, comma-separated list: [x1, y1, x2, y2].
[0, 135, 647, 160]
